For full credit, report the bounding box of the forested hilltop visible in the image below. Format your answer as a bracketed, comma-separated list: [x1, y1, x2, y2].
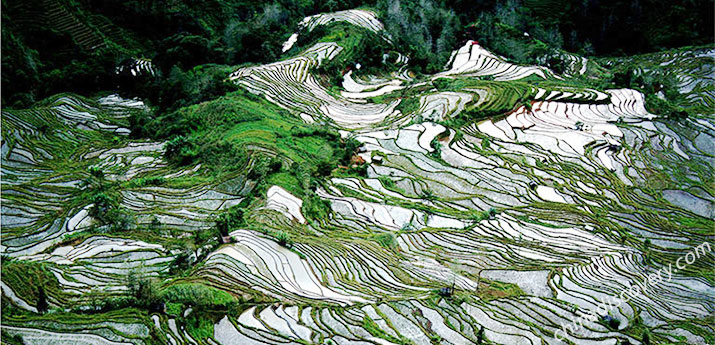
[2, 0, 713, 107]
[2, 1, 714, 345]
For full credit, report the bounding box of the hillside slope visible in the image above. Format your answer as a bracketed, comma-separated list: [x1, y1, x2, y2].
[2, 6, 714, 345]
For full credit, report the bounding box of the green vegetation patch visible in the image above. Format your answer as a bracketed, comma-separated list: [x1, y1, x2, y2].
[477, 279, 525, 301]
[1, 260, 65, 312]
[138, 90, 364, 201]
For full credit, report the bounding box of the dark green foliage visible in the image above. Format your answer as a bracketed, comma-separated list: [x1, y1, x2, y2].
[269, 158, 283, 173]
[339, 138, 362, 165]
[1, 0, 136, 107]
[216, 206, 245, 236]
[315, 160, 335, 177]
[36, 286, 48, 314]
[378, 176, 396, 189]
[1, 331, 25, 345]
[308, 23, 394, 86]
[272, 230, 292, 247]
[642, 330, 651, 345]
[89, 192, 114, 217]
[430, 137, 442, 159]
[88, 166, 105, 179]
[127, 108, 155, 139]
[223, 3, 289, 65]
[154, 65, 237, 111]
[80, 168, 135, 232]
[1, 0, 372, 108]
[303, 192, 332, 220]
[199, 140, 250, 172]
[185, 312, 214, 340]
[451, 0, 713, 61]
[379, 0, 460, 73]
[345, 163, 368, 177]
[3, 0, 712, 109]
[127, 272, 159, 308]
[165, 135, 199, 165]
[128, 176, 165, 188]
[88, 191, 133, 231]
[608, 317, 620, 330]
[249, 155, 283, 180]
[169, 251, 193, 275]
[457, 2, 557, 65]
[194, 227, 220, 247]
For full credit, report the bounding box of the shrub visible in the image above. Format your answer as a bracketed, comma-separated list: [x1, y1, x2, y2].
[194, 227, 219, 245]
[169, 251, 192, 275]
[378, 176, 396, 189]
[433, 78, 452, 91]
[165, 135, 199, 165]
[185, 313, 214, 340]
[608, 317, 620, 329]
[338, 137, 361, 162]
[127, 273, 159, 308]
[129, 176, 166, 188]
[315, 160, 334, 177]
[216, 206, 244, 236]
[420, 189, 438, 201]
[477, 326, 485, 344]
[470, 210, 490, 222]
[372, 233, 396, 250]
[345, 163, 368, 177]
[88, 166, 104, 179]
[199, 140, 248, 171]
[272, 230, 292, 247]
[248, 155, 282, 180]
[269, 157, 283, 173]
[430, 137, 442, 158]
[90, 192, 115, 219]
[1, 331, 24, 345]
[36, 286, 48, 314]
[481, 138, 491, 150]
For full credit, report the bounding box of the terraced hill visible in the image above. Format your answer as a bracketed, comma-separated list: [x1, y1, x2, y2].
[2, 8, 714, 345]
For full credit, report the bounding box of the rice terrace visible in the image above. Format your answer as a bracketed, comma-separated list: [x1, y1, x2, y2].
[1, 0, 714, 344]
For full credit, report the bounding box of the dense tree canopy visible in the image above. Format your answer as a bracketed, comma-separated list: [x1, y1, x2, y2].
[2, 0, 712, 107]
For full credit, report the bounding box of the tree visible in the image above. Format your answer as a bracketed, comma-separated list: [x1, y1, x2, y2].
[165, 135, 199, 165]
[36, 286, 48, 314]
[477, 325, 485, 344]
[216, 206, 244, 237]
[642, 330, 651, 345]
[127, 272, 159, 308]
[316, 160, 334, 177]
[380, 0, 460, 73]
[273, 230, 292, 247]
